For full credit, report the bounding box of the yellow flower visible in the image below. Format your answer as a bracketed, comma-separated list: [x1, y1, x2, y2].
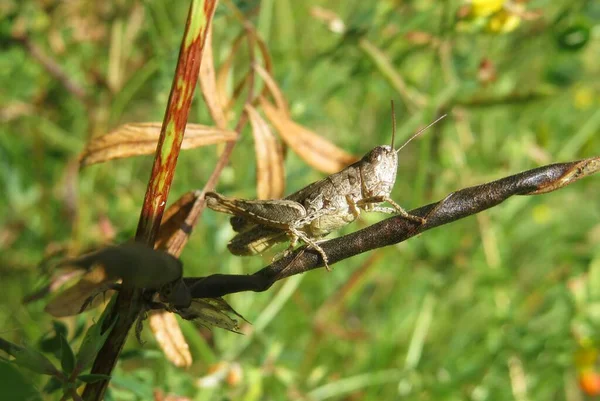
[470, 0, 505, 18]
[487, 9, 521, 33]
[574, 87, 595, 110]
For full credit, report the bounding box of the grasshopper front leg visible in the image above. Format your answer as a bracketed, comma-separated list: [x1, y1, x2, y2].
[356, 196, 425, 224]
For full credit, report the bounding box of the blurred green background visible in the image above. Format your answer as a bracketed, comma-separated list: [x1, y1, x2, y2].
[1, 0, 599, 400]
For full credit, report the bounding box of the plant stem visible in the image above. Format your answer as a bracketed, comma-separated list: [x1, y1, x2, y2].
[81, 1, 218, 400]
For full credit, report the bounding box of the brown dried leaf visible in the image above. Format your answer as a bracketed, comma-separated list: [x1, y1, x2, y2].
[44, 266, 114, 317]
[199, 27, 228, 129]
[227, 70, 252, 110]
[149, 310, 192, 368]
[60, 159, 79, 226]
[79, 123, 236, 167]
[248, 31, 275, 100]
[23, 269, 81, 304]
[155, 191, 201, 252]
[245, 105, 285, 199]
[254, 64, 289, 116]
[178, 298, 246, 333]
[259, 97, 358, 174]
[216, 34, 244, 114]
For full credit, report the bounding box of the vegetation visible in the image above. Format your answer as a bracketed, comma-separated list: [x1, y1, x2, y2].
[1, 0, 599, 400]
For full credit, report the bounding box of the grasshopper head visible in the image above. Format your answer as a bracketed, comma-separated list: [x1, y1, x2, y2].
[361, 145, 398, 197]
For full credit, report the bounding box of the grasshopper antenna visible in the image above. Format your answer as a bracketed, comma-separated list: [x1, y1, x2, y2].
[390, 100, 397, 149]
[395, 113, 447, 154]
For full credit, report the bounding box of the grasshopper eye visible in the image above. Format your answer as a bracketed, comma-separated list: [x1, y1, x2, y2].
[369, 149, 385, 163]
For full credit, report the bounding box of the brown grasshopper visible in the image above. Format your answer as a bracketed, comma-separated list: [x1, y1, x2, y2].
[206, 108, 446, 270]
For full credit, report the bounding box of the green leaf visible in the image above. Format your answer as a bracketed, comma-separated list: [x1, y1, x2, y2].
[110, 373, 154, 399]
[11, 345, 59, 376]
[42, 376, 63, 394]
[77, 373, 111, 384]
[39, 321, 69, 354]
[0, 360, 44, 401]
[59, 334, 75, 375]
[74, 320, 114, 374]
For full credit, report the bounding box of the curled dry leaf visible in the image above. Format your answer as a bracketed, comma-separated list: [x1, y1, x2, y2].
[177, 298, 247, 333]
[79, 123, 236, 167]
[216, 34, 245, 115]
[149, 310, 192, 368]
[199, 27, 228, 129]
[253, 64, 289, 116]
[60, 159, 79, 226]
[245, 105, 285, 199]
[250, 33, 274, 99]
[259, 97, 358, 174]
[155, 191, 201, 252]
[44, 266, 114, 317]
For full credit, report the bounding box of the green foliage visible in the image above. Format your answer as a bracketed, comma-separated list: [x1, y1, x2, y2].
[1, 0, 599, 400]
[0, 360, 43, 401]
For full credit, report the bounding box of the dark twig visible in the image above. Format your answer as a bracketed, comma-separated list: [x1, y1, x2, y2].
[184, 157, 599, 298]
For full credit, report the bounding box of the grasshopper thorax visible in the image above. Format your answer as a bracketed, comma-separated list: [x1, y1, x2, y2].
[360, 145, 398, 198]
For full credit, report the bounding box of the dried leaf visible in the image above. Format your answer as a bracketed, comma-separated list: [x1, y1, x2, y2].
[177, 298, 247, 333]
[156, 191, 201, 251]
[245, 105, 285, 199]
[199, 27, 228, 129]
[149, 310, 192, 368]
[259, 97, 358, 174]
[254, 64, 289, 116]
[251, 33, 274, 99]
[79, 123, 236, 167]
[44, 267, 114, 317]
[60, 159, 79, 225]
[23, 269, 81, 304]
[216, 34, 244, 115]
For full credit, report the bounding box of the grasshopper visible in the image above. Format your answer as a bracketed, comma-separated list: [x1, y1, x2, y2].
[206, 107, 446, 270]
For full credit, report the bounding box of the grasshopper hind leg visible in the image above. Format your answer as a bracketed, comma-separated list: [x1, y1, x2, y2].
[288, 228, 331, 271]
[271, 229, 331, 271]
